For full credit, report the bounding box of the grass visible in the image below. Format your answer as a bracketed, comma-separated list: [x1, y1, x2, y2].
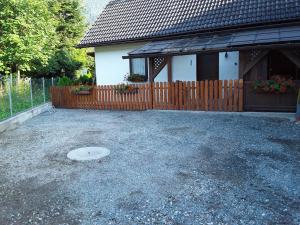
[0, 78, 53, 121]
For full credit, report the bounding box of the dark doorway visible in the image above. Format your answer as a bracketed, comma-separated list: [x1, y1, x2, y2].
[197, 53, 219, 81]
[268, 50, 300, 80]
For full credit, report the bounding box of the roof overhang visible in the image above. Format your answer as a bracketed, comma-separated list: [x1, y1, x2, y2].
[123, 25, 300, 59]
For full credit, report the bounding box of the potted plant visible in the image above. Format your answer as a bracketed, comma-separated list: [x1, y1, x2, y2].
[296, 89, 300, 121]
[73, 85, 93, 95]
[253, 75, 296, 94]
[114, 83, 138, 94]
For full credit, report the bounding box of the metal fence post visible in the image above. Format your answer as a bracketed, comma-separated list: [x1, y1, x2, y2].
[51, 77, 54, 86]
[8, 74, 13, 116]
[42, 77, 46, 103]
[30, 78, 33, 108]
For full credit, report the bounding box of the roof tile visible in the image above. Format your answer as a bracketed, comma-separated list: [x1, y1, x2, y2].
[79, 0, 300, 47]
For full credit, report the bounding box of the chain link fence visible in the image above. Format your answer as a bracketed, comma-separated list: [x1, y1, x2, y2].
[0, 75, 57, 121]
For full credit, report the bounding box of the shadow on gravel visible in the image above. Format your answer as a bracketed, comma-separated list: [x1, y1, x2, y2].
[268, 138, 300, 153]
[0, 178, 80, 225]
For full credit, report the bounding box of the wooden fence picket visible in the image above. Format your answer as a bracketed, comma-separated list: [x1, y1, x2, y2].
[51, 79, 243, 112]
[238, 79, 243, 112]
[233, 80, 239, 112]
[223, 80, 228, 111]
[214, 80, 218, 111]
[218, 80, 223, 111]
[228, 80, 233, 112]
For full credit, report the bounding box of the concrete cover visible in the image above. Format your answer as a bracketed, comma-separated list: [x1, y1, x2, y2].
[67, 147, 110, 161]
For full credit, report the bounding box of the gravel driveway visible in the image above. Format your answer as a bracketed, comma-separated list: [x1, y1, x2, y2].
[0, 109, 299, 225]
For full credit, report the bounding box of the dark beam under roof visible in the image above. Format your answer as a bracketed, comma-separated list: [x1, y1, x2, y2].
[123, 25, 300, 59]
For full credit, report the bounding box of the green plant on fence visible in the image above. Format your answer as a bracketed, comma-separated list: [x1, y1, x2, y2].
[57, 76, 74, 86]
[74, 74, 94, 85]
[253, 75, 296, 94]
[0, 78, 48, 121]
[57, 75, 95, 87]
[0, 88, 10, 120]
[0, 79, 31, 120]
[73, 85, 93, 95]
[114, 84, 139, 94]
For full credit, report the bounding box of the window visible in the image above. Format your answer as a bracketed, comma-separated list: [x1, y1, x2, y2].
[130, 58, 148, 78]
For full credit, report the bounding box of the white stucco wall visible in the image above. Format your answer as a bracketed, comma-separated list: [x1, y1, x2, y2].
[172, 55, 197, 81]
[154, 55, 197, 82]
[154, 65, 168, 82]
[94, 43, 239, 85]
[219, 51, 239, 80]
[95, 43, 147, 85]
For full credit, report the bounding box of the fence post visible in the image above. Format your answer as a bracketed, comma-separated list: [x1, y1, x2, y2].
[150, 82, 154, 109]
[30, 78, 33, 108]
[238, 79, 244, 112]
[51, 77, 54, 86]
[42, 77, 46, 103]
[8, 74, 13, 116]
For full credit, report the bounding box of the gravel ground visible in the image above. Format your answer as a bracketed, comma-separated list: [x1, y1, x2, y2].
[0, 109, 299, 225]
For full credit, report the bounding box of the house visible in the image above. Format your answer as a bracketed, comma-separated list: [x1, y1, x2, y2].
[79, 0, 300, 112]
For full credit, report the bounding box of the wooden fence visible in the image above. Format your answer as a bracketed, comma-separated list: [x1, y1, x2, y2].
[51, 80, 244, 112]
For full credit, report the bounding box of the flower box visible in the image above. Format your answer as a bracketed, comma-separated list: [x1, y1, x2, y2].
[126, 74, 147, 83]
[76, 90, 92, 95]
[73, 86, 93, 95]
[114, 84, 139, 94]
[252, 75, 296, 94]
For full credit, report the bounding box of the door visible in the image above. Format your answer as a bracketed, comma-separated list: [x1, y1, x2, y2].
[197, 53, 219, 81]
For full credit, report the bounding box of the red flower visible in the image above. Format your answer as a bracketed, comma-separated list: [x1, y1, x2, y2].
[280, 86, 287, 93]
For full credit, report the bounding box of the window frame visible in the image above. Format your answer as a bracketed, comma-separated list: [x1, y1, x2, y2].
[129, 58, 148, 81]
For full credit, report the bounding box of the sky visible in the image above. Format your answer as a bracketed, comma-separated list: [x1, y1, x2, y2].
[83, 0, 111, 24]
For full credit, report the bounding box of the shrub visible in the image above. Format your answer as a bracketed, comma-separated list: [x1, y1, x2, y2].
[57, 76, 73, 86]
[74, 74, 94, 85]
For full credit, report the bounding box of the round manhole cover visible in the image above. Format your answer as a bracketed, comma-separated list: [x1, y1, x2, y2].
[67, 147, 110, 161]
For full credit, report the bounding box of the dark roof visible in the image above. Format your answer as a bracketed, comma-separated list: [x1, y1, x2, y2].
[127, 25, 300, 57]
[79, 0, 300, 48]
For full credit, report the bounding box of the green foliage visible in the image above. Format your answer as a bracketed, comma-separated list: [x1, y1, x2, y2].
[0, 0, 57, 74]
[57, 76, 74, 86]
[74, 74, 94, 85]
[73, 85, 93, 94]
[57, 74, 94, 87]
[114, 84, 139, 94]
[0, 0, 93, 78]
[38, 0, 89, 78]
[253, 75, 296, 94]
[0, 77, 50, 121]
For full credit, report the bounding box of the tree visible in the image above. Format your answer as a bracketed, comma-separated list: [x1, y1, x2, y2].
[33, 0, 90, 78]
[0, 0, 93, 78]
[0, 0, 57, 75]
